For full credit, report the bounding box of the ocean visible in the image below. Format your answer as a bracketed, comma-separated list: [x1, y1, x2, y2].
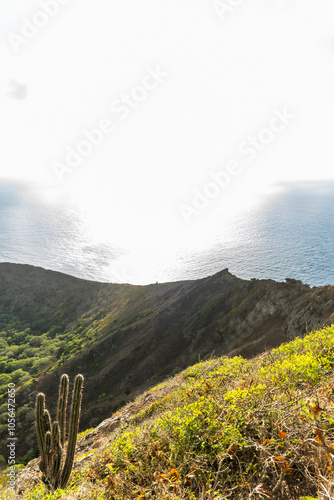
[0, 181, 333, 287]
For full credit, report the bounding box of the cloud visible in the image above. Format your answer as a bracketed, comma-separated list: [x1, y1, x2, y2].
[7, 80, 28, 100]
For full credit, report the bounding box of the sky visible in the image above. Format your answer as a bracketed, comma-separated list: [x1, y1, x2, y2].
[1, 0, 334, 282]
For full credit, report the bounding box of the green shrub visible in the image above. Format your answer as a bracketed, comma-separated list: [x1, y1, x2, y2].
[11, 368, 29, 383]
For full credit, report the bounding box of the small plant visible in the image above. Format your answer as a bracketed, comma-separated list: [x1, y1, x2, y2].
[35, 373, 84, 491]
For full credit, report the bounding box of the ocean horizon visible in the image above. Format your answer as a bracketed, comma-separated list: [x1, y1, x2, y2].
[0, 180, 333, 287]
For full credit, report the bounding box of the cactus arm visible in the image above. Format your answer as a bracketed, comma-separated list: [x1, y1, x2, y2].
[51, 421, 63, 488]
[45, 431, 51, 455]
[57, 374, 69, 448]
[60, 374, 83, 488]
[45, 430, 53, 480]
[36, 394, 48, 471]
[43, 409, 51, 436]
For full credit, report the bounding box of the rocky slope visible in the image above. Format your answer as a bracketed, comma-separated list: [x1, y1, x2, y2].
[11, 324, 334, 499]
[0, 263, 334, 461]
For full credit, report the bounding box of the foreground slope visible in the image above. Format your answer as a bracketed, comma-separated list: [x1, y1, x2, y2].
[3, 324, 334, 499]
[0, 263, 334, 461]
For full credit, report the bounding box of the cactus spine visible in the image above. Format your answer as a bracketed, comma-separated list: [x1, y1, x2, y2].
[35, 374, 84, 490]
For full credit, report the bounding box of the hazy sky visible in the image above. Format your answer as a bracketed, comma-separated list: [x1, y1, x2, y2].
[1, 0, 334, 274]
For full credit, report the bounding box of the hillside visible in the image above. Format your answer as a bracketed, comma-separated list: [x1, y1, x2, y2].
[0, 263, 334, 462]
[2, 324, 334, 499]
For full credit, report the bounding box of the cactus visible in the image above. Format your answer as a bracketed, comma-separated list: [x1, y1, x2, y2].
[35, 374, 84, 491]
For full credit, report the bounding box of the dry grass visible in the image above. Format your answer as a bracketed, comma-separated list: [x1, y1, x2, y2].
[3, 325, 334, 499]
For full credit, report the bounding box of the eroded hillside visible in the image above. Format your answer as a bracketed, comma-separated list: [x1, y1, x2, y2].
[3, 325, 334, 499]
[0, 263, 334, 462]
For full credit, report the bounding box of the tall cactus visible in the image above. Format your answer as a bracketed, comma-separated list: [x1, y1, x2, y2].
[35, 374, 84, 491]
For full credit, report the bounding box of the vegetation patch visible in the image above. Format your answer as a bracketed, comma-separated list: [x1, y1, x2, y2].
[2, 325, 334, 498]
